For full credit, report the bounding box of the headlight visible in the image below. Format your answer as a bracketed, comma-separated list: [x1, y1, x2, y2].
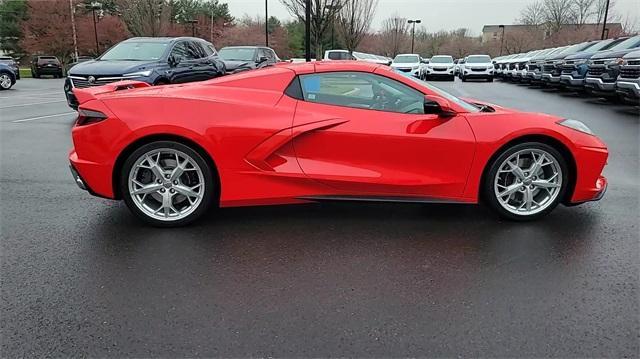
[558, 119, 593, 135]
[123, 70, 152, 77]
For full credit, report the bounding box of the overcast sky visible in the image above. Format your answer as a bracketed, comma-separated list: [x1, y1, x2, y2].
[227, 0, 639, 35]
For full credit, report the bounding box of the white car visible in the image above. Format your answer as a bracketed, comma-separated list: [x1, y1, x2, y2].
[459, 54, 494, 82]
[390, 54, 425, 78]
[426, 55, 455, 81]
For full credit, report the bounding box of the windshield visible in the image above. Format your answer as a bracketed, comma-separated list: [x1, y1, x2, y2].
[393, 55, 419, 63]
[101, 42, 168, 61]
[219, 48, 256, 61]
[466, 55, 491, 63]
[430, 56, 454, 63]
[608, 36, 640, 51]
[397, 70, 479, 112]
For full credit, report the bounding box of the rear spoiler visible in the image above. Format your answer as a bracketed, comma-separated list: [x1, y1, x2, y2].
[73, 80, 151, 105]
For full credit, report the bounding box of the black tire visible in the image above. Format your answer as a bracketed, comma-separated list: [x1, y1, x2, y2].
[488, 77, 494, 82]
[483, 142, 569, 221]
[461, 76, 467, 82]
[120, 140, 216, 227]
[0, 71, 14, 90]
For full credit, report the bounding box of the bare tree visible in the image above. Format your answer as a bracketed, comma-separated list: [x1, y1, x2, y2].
[518, 0, 547, 25]
[336, 0, 378, 53]
[117, 0, 171, 37]
[570, 0, 597, 27]
[280, 0, 343, 59]
[380, 14, 408, 57]
[542, 0, 574, 33]
[593, 0, 616, 25]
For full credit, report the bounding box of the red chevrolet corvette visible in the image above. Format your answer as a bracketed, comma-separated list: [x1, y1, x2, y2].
[69, 61, 608, 226]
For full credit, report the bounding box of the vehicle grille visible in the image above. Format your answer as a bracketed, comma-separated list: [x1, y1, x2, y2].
[619, 67, 640, 79]
[628, 60, 640, 66]
[542, 64, 556, 72]
[561, 64, 576, 74]
[527, 64, 539, 71]
[508, 63, 517, 70]
[587, 65, 605, 76]
[471, 68, 485, 72]
[433, 68, 447, 71]
[70, 75, 126, 88]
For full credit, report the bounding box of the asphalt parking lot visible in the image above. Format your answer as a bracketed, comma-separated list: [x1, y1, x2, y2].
[1, 77, 638, 357]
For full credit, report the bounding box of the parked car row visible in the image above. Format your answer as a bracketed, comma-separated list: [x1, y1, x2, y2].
[494, 35, 640, 104]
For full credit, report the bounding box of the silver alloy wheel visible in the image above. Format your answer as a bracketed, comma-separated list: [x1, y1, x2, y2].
[128, 148, 205, 221]
[0, 74, 11, 89]
[493, 148, 562, 216]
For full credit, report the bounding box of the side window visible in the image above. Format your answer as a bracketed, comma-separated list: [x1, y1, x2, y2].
[170, 42, 191, 60]
[186, 41, 205, 59]
[266, 49, 276, 61]
[298, 72, 425, 114]
[201, 42, 214, 57]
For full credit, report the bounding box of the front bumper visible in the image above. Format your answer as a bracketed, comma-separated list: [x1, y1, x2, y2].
[585, 77, 616, 92]
[541, 73, 561, 83]
[559, 74, 585, 87]
[615, 80, 640, 99]
[463, 69, 493, 78]
[36, 66, 62, 74]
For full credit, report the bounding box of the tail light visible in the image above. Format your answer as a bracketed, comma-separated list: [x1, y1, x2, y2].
[76, 108, 107, 126]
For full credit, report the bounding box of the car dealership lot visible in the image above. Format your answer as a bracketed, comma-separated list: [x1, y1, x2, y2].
[1, 78, 638, 356]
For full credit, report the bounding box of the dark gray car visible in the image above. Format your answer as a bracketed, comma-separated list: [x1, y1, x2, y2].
[218, 46, 279, 73]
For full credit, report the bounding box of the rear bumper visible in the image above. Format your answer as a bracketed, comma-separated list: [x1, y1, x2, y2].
[36, 66, 62, 74]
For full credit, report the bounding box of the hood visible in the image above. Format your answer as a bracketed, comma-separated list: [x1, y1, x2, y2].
[223, 60, 256, 71]
[564, 50, 600, 60]
[591, 48, 639, 60]
[68, 60, 161, 76]
[623, 50, 640, 59]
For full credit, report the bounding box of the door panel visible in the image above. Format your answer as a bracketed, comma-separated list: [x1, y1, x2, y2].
[292, 101, 476, 198]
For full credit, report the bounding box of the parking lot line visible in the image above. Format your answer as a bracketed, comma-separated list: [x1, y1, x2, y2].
[0, 100, 66, 109]
[12, 112, 76, 123]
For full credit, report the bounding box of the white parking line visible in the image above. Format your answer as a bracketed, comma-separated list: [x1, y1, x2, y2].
[0, 91, 62, 99]
[12, 112, 76, 123]
[0, 100, 66, 109]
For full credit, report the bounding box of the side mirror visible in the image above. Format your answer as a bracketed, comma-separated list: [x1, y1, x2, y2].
[424, 95, 455, 117]
[258, 56, 269, 63]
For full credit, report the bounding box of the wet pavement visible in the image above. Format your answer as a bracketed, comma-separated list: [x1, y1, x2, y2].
[1, 77, 638, 357]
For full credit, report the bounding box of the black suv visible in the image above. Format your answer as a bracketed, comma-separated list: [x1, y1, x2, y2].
[64, 37, 226, 109]
[585, 35, 640, 97]
[559, 37, 628, 88]
[541, 41, 599, 85]
[31, 56, 63, 78]
[218, 46, 279, 73]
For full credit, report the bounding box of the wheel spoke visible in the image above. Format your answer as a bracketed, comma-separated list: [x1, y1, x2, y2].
[529, 152, 546, 176]
[507, 161, 526, 180]
[131, 182, 163, 195]
[173, 183, 201, 199]
[498, 183, 522, 198]
[533, 179, 561, 188]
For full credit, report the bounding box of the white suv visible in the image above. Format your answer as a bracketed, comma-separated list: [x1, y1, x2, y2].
[391, 54, 425, 78]
[426, 55, 455, 81]
[460, 54, 494, 82]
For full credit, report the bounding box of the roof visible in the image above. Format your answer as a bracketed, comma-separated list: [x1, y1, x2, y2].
[124, 37, 207, 43]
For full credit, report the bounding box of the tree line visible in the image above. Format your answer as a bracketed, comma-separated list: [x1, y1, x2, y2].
[0, 0, 637, 65]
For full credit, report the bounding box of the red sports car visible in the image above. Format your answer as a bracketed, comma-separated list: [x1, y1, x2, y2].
[69, 61, 608, 226]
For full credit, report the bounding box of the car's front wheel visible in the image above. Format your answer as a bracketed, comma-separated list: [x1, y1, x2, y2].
[484, 142, 568, 221]
[121, 141, 215, 227]
[0, 72, 13, 90]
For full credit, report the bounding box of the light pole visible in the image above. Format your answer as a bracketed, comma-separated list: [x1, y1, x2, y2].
[305, 0, 311, 62]
[498, 24, 505, 56]
[408, 19, 421, 54]
[89, 2, 101, 55]
[601, 0, 610, 39]
[265, 0, 269, 47]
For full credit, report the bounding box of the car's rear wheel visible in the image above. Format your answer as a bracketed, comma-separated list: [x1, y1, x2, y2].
[121, 141, 215, 227]
[484, 142, 568, 221]
[0, 72, 13, 90]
